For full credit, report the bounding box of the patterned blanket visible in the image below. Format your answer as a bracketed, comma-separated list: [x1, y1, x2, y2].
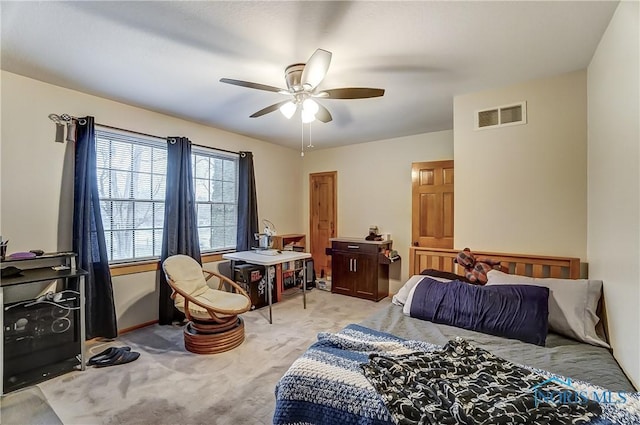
[273, 325, 640, 425]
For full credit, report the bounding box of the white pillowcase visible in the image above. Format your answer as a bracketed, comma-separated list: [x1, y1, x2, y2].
[402, 279, 427, 316]
[392, 275, 452, 306]
[485, 270, 608, 348]
[392, 275, 424, 306]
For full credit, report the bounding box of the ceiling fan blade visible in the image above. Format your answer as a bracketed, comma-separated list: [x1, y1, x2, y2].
[220, 78, 286, 93]
[301, 49, 332, 89]
[315, 103, 333, 123]
[322, 88, 385, 99]
[250, 101, 291, 118]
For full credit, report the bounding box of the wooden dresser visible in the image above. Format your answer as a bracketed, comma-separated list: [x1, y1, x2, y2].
[329, 238, 392, 301]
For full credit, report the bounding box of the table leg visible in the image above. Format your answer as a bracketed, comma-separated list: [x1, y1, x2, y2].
[1, 286, 4, 395]
[267, 266, 273, 324]
[302, 261, 307, 309]
[79, 275, 86, 371]
[275, 263, 283, 302]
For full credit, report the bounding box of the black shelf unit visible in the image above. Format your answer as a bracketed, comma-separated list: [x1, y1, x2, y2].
[1, 252, 86, 394]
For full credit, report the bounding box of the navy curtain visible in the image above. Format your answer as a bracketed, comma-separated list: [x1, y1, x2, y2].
[159, 137, 201, 325]
[236, 152, 258, 251]
[73, 116, 118, 339]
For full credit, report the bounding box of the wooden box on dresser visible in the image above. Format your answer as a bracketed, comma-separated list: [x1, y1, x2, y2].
[329, 238, 392, 301]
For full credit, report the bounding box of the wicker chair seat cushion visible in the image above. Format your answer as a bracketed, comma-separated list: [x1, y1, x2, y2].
[163, 255, 209, 296]
[164, 254, 251, 320]
[174, 289, 250, 319]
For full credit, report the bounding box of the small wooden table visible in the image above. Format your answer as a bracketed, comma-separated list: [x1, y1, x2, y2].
[222, 250, 312, 324]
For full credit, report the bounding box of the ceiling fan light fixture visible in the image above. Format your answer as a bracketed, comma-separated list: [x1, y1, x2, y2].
[301, 108, 316, 123]
[279, 101, 297, 119]
[302, 98, 319, 115]
[220, 48, 384, 124]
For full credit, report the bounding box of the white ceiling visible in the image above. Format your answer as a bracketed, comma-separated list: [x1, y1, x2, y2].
[1, 1, 617, 150]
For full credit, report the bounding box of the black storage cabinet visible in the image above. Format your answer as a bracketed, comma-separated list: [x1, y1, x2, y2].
[4, 296, 79, 388]
[1, 252, 86, 394]
[233, 263, 276, 310]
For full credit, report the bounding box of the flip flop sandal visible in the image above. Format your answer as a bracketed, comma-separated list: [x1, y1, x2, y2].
[87, 346, 131, 366]
[94, 348, 140, 368]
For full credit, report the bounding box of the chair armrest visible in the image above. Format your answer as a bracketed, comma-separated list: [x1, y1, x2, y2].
[203, 270, 250, 300]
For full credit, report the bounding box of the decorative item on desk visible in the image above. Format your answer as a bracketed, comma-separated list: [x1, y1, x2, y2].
[365, 225, 384, 241]
[254, 219, 277, 250]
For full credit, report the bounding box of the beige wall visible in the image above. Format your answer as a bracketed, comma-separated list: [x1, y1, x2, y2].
[0, 71, 303, 330]
[587, 1, 639, 389]
[302, 131, 454, 293]
[453, 71, 588, 260]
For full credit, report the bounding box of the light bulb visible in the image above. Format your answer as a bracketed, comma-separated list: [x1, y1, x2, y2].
[301, 109, 316, 123]
[279, 101, 296, 119]
[302, 98, 319, 115]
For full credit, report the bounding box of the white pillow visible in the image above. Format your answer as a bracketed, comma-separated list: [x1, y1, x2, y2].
[486, 270, 608, 348]
[392, 275, 452, 306]
[392, 275, 424, 306]
[402, 280, 423, 316]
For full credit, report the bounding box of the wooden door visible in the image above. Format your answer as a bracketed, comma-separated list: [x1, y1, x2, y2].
[411, 160, 454, 248]
[310, 171, 337, 278]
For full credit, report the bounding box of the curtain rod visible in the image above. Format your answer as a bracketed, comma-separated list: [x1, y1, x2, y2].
[48, 114, 241, 156]
[96, 123, 241, 156]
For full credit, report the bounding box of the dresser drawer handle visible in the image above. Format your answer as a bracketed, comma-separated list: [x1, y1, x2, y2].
[347, 245, 360, 249]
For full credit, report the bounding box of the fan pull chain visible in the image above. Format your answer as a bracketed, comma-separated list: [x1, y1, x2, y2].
[307, 123, 314, 148]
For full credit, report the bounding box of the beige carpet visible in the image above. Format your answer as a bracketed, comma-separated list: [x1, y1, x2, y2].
[36, 290, 389, 424]
[0, 385, 63, 425]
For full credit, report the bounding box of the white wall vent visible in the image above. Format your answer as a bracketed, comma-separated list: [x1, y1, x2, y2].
[475, 101, 527, 130]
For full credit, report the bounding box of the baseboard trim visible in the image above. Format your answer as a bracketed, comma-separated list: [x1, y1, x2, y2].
[119, 320, 158, 335]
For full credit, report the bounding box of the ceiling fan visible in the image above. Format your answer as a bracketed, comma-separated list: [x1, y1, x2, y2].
[220, 49, 385, 124]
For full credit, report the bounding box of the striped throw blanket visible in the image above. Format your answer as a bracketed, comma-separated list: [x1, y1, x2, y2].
[273, 325, 640, 425]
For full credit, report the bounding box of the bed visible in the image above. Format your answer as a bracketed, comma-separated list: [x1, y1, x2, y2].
[273, 248, 639, 425]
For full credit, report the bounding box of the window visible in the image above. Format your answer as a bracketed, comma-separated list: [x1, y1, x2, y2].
[192, 147, 238, 252]
[96, 128, 238, 263]
[96, 130, 167, 262]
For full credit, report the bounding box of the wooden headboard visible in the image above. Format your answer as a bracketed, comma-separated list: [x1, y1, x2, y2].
[409, 247, 581, 279]
[408, 247, 612, 345]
